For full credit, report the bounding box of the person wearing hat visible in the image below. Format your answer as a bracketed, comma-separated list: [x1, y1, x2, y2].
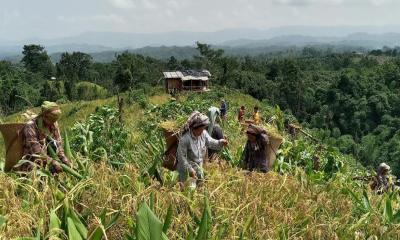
[177, 111, 228, 186]
[371, 163, 395, 194]
[22, 101, 70, 173]
[241, 124, 269, 173]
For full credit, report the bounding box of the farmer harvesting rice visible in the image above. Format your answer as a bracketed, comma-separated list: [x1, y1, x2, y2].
[371, 163, 395, 194]
[177, 111, 228, 187]
[207, 106, 225, 160]
[242, 124, 269, 173]
[220, 100, 227, 120]
[22, 101, 70, 173]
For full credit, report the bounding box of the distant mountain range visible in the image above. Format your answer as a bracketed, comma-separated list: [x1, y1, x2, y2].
[1, 26, 400, 62]
[220, 32, 400, 48]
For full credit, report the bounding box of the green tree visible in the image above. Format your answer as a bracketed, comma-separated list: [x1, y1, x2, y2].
[167, 56, 180, 70]
[56, 52, 93, 99]
[21, 44, 54, 78]
[56, 52, 93, 81]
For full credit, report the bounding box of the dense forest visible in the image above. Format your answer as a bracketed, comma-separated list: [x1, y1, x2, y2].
[1, 43, 400, 175]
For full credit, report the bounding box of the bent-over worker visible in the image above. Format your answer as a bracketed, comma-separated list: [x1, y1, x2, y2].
[22, 101, 70, 174]
[371, 163, 395, 194]
[242, 124, 269, 173]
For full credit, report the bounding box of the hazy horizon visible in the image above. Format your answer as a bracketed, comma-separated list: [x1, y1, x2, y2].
[2, 0, 400, 41]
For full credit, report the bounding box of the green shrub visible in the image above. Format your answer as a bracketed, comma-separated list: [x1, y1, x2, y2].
[75, 81, 108, 101]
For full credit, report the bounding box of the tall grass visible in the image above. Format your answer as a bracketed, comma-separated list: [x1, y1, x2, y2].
[1, 87, 400, 239]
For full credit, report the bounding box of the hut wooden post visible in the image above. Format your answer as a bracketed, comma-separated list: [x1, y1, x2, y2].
[117, 95, 124, 124]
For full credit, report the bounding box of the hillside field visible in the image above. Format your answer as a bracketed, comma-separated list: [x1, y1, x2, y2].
[1, 88, 400, 239]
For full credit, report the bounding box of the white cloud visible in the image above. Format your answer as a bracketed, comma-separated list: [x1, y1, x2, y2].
[58, 14, 126, 25]
[271, 0, 349, 6]
[141, 0, 157, 9]
[108, 0, 136, 9]
[272, 0, 394, 6]
[369, 0, 393, 6]
[165, 9, 174, 17]
[1, 9, 20, 26]
[167, 0, 181, 10]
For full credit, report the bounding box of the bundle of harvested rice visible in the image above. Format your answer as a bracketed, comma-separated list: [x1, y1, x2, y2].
[158, 120, 180, 171]
[264, 124, 284, 168]
[0, 123, 25, 171]
[158, 120, 179, 149]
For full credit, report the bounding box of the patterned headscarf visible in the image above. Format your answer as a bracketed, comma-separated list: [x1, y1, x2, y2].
[190, 112, 210, 129]
[40, 101, 61, 122]
[41, 101, 61, 114]
[377, 163, 391, 175]
[246, 124, 266, 136]
[179, 111, 210, 137]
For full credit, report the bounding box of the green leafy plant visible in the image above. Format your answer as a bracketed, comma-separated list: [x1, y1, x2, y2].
[126, 201, 169, 240]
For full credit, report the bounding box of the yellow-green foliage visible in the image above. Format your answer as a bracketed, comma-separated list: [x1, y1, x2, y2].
[75, 81, 108, 101]
[1, 88, 399, 239]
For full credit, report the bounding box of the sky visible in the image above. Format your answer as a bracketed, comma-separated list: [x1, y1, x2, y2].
[1, 0, 400, 40]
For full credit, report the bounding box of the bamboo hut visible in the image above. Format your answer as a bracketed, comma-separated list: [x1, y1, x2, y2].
[163, 70, 211, 93]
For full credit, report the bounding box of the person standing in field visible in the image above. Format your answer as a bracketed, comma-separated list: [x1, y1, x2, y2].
[177, 111, 228, 187]
[207, 107, 225, 160]
[371, 163, 395, 194]
[220, 100, 227, 120]
[238, 106, 246, 122]
[252, 106, 261, 125]
[241, 124, 269, 173]
[22, 101, 70, 174]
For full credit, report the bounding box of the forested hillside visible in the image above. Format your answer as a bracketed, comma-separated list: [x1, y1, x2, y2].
[2, 41, 400, 238]
[2, 43, 400, 175]
[2, 87, 400, 239]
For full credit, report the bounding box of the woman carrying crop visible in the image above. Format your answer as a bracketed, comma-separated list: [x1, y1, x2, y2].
[22, 101, 70, 174]
[242, 124, 269, 173]
[177, 111, 228, 187]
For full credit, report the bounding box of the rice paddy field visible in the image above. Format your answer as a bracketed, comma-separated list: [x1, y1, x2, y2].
[1, 87, 400, 239]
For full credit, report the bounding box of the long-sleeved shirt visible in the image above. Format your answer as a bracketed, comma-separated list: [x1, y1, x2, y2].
[22, 117, 69, 169]
[242, 133, 269, 172]
[208, 124, 224, 158]
[177, 129, 224, 180]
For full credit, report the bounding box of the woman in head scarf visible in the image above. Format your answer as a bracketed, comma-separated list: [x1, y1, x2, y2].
[371, 163, 394, 194]
[241, 124, 269, 173]
[22, 101, 70, 173]
[177, 111, 228, 187]
[207, 107, 225, 160]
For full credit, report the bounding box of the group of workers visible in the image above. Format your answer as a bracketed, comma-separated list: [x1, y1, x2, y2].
[11, 100, 397, 193]
[176, 102, 271, 188]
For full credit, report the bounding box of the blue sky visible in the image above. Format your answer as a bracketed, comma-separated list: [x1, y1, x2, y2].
[1, 0, 400, 40]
